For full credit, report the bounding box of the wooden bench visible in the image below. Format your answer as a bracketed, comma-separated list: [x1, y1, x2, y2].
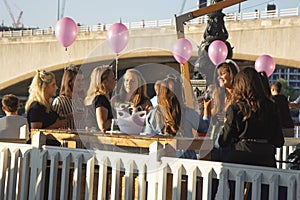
[0, 138, 28, 144]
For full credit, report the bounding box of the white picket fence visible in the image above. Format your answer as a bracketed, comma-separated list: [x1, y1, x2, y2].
[0, 141, 300, 200]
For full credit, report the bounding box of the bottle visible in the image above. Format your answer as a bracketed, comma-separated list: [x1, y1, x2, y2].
[111, 119, 120, 132]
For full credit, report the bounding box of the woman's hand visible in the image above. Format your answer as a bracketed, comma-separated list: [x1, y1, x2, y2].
[203, 99, 212, 116]
[51, 119, 67, 129]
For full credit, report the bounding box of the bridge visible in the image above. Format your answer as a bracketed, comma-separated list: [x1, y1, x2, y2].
[1, 7, 300, 96]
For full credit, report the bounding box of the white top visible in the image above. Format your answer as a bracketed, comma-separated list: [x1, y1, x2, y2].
[0, 115, 29, 139]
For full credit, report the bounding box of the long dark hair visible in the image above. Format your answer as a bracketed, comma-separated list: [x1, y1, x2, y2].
[157, 76, 182, 136]
[232, 67, 269, 121]
[212, 59, 239, 115]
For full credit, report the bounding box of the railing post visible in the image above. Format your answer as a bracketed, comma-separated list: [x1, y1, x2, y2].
[31, 131, 46, 148]
[0, 148, 9, 200]
[147, 142, 164, 200]
[28, 147, 41, 200]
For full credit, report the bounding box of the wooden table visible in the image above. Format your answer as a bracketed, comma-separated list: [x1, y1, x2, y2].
[31, 129, 213, 158]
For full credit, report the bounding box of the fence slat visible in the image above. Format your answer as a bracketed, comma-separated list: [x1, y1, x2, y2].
[202, 168, 214, 200]
[28, 148, 40, 199]
[215, 168, 229, 199]
[36, 150, 48, 200]
[172, 164, 184, 200]
[60, 153, 71, 200]
[72, 154, 83, 200]
[8, 148, 22, 200]
[250, 173, 262, 200]
[110, 159, 122, 200]
[287, 176, 296, 200]
[85, 156, 95, 200]
[234, 170, 245, 200]
[0, 148, 9, 200]
[269, 174, 279, 200]
[124, 160, 135, 200]
[97, 157, 108, 200]
[187, 166, 200, 200]
[19, 150, 30, 200]
[48, 152, 59, 200]
[157, 164, 169, 200]
[138, 164, 146, 200]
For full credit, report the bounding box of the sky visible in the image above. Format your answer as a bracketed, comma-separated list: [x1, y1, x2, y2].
[0, 0, 299, 29]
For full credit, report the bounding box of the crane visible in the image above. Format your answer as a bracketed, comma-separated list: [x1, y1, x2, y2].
[2, 0, 23, 28]
[179, 0, 187, 14]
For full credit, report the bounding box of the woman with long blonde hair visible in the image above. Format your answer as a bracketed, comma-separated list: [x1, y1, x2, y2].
[84, 66, 116, 132]
[25, 70, 67, 130]
[111, 68, 152, 114]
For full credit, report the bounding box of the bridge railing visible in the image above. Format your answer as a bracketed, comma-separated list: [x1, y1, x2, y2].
[1, 140, 300, 199]
[0, 7, 299, 38]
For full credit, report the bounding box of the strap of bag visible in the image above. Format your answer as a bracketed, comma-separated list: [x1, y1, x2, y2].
[238, 120, 248, 139]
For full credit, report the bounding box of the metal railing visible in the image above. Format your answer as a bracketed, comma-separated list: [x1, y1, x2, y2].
[0, 7, 299, 38]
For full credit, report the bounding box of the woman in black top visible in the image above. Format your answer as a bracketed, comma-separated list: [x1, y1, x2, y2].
[25, 70, 67, 130]
[218, 67, 284, 167]
[84, 66, 116, 132]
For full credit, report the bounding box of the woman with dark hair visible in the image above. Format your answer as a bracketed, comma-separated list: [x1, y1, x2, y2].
[209, 59, 239, 161]
[217, 67, 285, 200]
[144, 75, 210, 158]
[52, 64, 85, 129]
[271, 81, 294, 137]
[218, 67, 284, 166]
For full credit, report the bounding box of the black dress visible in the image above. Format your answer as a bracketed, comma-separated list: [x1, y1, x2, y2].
[218, 102, 284, 167]
[273, 94, 294, 129]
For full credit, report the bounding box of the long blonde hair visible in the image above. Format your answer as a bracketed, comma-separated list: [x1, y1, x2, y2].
[60, 64, 82, 98]
[118, 69, 149, 107]
[84, 65, 113, 106]
[25, 70, 55, 112]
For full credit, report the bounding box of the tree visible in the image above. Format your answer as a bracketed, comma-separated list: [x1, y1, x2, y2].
[277, 78, 298, 101]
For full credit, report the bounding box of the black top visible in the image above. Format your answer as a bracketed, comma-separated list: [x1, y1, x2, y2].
[94, 95, 113, 119]
[27, 101, 59, 130]
[85, 94, 113, 130]
[273, 94, 294, 128]
[219, 102, 284, 167]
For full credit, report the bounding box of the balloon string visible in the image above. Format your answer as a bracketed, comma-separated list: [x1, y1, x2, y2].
[115, 55, 119, 79]
[65, 47, 71, 67]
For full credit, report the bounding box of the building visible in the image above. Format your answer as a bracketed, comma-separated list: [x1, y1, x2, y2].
[270, 68, 300, 91]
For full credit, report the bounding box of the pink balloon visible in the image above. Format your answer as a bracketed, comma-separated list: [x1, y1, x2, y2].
[255, 54, 275, 77]
[55, 17, 78, 50]
[208, 40, 228, 65]
[172, 38, 193, 64]
[106, 23, 129, 55]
